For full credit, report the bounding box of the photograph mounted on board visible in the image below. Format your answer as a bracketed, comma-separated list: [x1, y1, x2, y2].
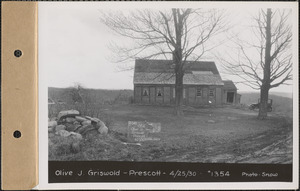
[42, 4, 293, 165]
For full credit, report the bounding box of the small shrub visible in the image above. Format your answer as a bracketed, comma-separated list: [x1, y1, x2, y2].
[49, 134, 82, 158]
[56, 142, 72, 155]
[102, 113, 114, 128]
[71, 142, 81, 154]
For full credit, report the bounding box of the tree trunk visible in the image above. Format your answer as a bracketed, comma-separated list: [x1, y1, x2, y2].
[175, 67, 184, 116]
[173, 9, 184, 116]
[173, 48, 184, 116]
[258, 8, 272, 119]
[258, 83, 270, 119]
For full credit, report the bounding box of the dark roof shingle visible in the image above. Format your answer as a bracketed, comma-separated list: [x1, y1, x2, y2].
[134, 59, 220, 74]
[222, 80, 237, 90]
[134, 59, 223, 85]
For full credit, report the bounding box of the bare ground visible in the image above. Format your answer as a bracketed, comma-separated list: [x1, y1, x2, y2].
[49, 104, 293, 163]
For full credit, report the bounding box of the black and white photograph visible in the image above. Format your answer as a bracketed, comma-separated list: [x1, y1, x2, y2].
[38, 1, 298, 188]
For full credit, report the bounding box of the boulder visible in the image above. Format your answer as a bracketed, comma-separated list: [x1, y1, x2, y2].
[56, 129, 71, 137]
[84, 129, 100, 139]
[98, 125, 108, 135]
[73, 121, 80, 125]
[65, 123, 81, 132]
[85, 116, 93, 121]
[91, 117, 100, 123]
[70, 132, 83, 140]
[48, 121, 57, 128]
[95, 120, 105, 129]
[48, 127, 54, 133]
[81, 120, 91, 126]
[57, 110, 80, 121]
[89, 117, 106, 126]
[55, 124, 66, 132]
[76, 124, 95, 135]
[66, 117, 76, 123]
[75, 116, 87, 122]
[92, 119, 108, 135]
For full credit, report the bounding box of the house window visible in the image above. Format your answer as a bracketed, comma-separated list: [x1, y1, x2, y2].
[143, 88, 149, 96]
[196, 87, 202, 97]
[157, 88, 162, 97]
[209, 89, 215, 96]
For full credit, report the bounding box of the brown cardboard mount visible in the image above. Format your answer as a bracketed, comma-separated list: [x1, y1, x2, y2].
[1, 1, 38, 190]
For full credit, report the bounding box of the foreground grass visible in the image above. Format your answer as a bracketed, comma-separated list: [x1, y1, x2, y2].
[49, 104, 292, 163]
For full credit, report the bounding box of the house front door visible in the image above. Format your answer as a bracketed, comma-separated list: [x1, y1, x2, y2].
[227, 92, 234, 103]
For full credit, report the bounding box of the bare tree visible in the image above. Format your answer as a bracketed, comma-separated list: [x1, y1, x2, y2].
[220, 8, 292, 119]
[67, 83, 85, 104]
[101, 8, 226, 115]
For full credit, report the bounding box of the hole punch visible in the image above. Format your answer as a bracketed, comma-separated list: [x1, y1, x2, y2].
[13, 130, 21, 138]
[14, 50, 22, 57]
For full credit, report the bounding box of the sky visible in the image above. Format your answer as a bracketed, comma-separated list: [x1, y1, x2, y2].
[38, 2, 297, 93]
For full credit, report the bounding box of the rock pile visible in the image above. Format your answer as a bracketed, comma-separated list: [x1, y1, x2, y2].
[48, 109, 109, 153]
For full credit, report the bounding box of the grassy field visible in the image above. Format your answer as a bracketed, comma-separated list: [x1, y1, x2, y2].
[49, 103, 292, 163]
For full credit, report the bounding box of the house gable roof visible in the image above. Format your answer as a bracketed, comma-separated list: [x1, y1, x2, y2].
[223, 80, 237, 90]
[134, 59, 220, 74]
[134, 59, 223, 85]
